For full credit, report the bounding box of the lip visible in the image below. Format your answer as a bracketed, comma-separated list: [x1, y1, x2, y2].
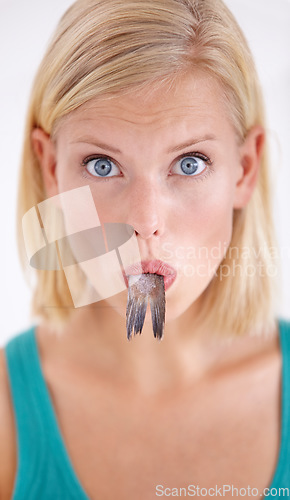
[123, 259, 177, 292]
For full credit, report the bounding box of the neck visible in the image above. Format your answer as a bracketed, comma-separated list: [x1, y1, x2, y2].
[40, 299, 240, 395]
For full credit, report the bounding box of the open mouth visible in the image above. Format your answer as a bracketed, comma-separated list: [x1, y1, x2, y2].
[123, 259, 177, 292]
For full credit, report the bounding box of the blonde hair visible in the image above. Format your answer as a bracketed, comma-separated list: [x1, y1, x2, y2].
[18, 0, 280, 336]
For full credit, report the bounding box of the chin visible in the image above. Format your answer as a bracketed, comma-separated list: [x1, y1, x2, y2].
[99, 276, 208, 330]
[163, 298, 196, 323]
[165, 276, 211, 320]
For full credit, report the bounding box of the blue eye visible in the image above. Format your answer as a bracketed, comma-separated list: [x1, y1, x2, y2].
[85, 157, 120, 177]
[172, 155, 208, 176]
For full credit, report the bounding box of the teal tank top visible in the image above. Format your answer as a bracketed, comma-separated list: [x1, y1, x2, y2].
[4, 318, 290, 499]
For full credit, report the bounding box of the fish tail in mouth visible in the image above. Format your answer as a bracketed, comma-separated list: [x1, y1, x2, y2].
[126, 294, 148, 340]
[149, 292, 165, 340]
[126, 273, 166, 341]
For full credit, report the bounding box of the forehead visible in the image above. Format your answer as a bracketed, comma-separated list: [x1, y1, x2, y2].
[55, 72, 235, 146]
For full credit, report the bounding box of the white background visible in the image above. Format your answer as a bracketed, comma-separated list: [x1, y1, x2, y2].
[0, 0, 289, 345]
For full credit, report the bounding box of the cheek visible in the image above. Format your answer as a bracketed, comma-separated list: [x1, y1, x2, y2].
[56, 161, 118, 221]
[56, 163, 84, 192]
[167, 174, 236, 278]
[163, 185, 235, 317]
[175, 176, 235, 242]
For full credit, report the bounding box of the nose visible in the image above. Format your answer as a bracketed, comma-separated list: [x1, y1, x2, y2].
[125, 178, 164, 240]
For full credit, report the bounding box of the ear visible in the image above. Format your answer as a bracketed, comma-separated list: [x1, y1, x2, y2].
[233, 125, 265, 209]
[31, 128, 59, 198]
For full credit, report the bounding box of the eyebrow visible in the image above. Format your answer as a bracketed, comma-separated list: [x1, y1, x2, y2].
[70, 134, 217, 155]
[167, 135, 217, 153]
[69, 138, 122, 154]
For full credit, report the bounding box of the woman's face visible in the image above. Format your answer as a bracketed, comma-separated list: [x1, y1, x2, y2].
[38, 72, 261, 323]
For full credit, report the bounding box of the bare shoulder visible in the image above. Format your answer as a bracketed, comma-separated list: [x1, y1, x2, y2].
[0, 347, 17, 499]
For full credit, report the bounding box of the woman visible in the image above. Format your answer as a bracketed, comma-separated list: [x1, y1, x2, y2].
[0, 0, 289, 498]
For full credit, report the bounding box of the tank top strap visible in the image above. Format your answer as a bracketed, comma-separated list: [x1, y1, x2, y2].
[4, 327, 90, 500]
[268, 317, 290, 490]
